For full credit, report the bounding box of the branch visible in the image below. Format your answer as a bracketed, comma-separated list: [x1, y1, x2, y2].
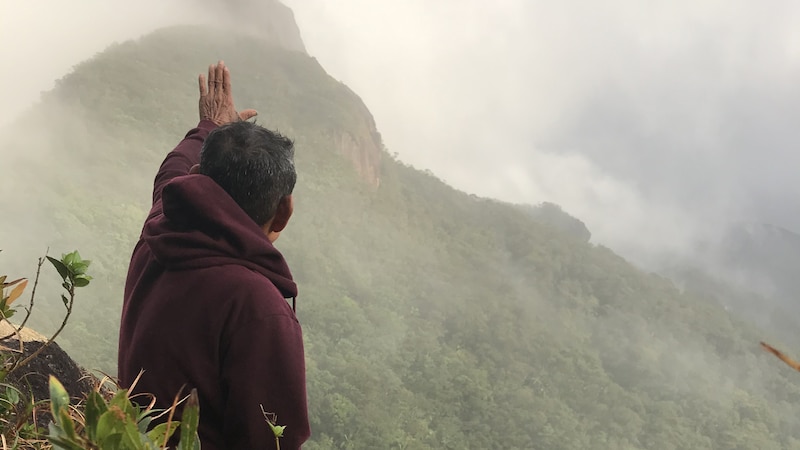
[0, 252, 45, 341]
[8, 285, 74, 376]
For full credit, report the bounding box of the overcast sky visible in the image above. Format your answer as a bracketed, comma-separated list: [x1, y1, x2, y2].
[3, 0, 800, 261]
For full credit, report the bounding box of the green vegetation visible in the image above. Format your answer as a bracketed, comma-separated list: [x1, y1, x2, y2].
[0, 251, 95, 447]
[48, 376, 200, 450]
[0, 251, 92, 382]
[3, 26, 800, 448]
[1, 253, 203, 449]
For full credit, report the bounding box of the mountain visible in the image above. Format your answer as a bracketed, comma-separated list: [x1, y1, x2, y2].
[518, 202, 592, 243]
[197, 0, 307, 53]
[659, 221, 800, 349]
[3, 8, 800, 449]
[719, 222, 800, 301]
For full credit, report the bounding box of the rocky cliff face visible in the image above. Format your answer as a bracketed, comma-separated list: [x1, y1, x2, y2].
[331, 91, 383, 187]
[192, 1, 384, 186]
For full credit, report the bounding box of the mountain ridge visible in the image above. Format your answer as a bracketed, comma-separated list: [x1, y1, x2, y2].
[2, 20, 800, 449]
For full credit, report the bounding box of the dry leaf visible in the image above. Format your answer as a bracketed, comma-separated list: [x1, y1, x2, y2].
[2, 278, 25, 288]
[6, 279, 27, 305]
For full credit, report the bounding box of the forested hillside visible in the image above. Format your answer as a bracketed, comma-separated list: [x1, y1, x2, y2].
[3, 25, 800, 449]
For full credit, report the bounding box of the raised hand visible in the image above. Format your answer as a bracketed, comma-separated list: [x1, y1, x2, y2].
[198, 61, 258, 125]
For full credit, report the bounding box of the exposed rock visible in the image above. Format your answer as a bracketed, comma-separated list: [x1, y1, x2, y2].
[200, 0, 383, 186]
[335, 130, 382, 188]
[0, 322, 98, 403]
[331, 85, 384, 187]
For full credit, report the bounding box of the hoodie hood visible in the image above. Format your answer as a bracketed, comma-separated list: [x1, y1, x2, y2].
[143, 174, 297, 298]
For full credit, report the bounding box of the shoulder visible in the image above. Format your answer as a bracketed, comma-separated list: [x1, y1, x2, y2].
[220, 265, 297, 320]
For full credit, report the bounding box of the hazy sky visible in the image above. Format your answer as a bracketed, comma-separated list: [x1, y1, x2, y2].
[284, 0, 800, 257]
[4, 0, 800, 261]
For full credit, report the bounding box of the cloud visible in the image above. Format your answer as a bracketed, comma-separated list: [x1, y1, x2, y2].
[0, 0, 204, 127]
[285, 0, 800, 259]
[5, 0, 800, 261]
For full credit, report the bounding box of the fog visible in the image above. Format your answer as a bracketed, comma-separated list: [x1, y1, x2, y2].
[285, 0, 800, 264]
[4, 0, 800, 263]
[3, 3, 800, 445]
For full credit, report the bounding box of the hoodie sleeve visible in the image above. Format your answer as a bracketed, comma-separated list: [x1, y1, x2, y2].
[152, 120, 218, 205]
[221, 313, 311, 449]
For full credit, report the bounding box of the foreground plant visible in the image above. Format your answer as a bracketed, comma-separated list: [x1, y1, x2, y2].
[48, 376, 200, 450]
[0, 250, 96, 446]
[760, 341, 800, 371]
[0, 250, 234, 449]
[261, 406, 287, 450]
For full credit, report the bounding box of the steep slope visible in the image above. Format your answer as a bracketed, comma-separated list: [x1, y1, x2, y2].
[196, 0, 308, 53]
[3, 25, 800, 449]
[661, 222, 800, 350]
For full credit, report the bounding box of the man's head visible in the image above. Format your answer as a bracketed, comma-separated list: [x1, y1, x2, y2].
[195, 120, 296, 242]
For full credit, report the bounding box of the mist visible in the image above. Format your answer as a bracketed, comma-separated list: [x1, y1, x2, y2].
[283, 0, 800, 265]
[6, 1, 800, 264]
[3, 2, 800, 447]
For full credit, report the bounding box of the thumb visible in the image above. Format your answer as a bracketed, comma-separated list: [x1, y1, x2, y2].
[239, 109, 258, 121]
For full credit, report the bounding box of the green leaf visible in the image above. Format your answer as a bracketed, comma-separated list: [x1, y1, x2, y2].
[97, 431, 123, 449]
[57, 408, 79, 441]
[179, 389, 201, 450]
[61, 295, 69, 307]
[108, 389, 128, 408]
[49, 376, 70, 420]
[5, 386, 19, 406]
[106, 389, 138, 423]
[147, 421, 180, 446]
[47, 256, 70, 281]
[62, 251, 78, 267]
[49, 377, 80, 442]
[95, 410, 123, 442]
[119, 419, 143, 448]
[73, 276, 90, 288]
[84, 390, 108, 442]
[138, 415, 152, 434]
[47, 431, 86, 450]
[269, 423, 286, 438]
[70, 262, 89, 276]
[0, 302, 14, 320]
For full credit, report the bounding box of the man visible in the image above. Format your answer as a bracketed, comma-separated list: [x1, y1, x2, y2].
[118, 61, 310, 449]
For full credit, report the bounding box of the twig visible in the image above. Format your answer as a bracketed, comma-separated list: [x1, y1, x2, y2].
[0, 313, 23, 358]
[261, 406, 282, 450]
[8, 285, 74, 376]
[12, 252, 45, 337]
[0, 251, 45, 341]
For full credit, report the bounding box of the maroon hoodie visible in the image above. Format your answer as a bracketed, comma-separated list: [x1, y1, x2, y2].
[118, 120, 310, 449]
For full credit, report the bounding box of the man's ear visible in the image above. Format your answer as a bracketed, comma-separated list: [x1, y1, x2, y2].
[269, 195, 294, 234]
[189, 164, 200, 174]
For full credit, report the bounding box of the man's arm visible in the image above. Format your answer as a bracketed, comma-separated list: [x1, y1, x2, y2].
[150, 61, 258, 205]
[151, 121, 217, 205]
[222, 314, 311, 449]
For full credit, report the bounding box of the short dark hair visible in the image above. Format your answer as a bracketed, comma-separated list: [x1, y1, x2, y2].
[199, 121, 296, 226]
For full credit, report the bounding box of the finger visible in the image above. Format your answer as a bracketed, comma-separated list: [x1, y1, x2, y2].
[207, 64, 216, 94]
[222, 66, 232, 95]
[239, 109, 258, 121]
[215, 62, 225, 94]
[198, 74, 208, 97]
